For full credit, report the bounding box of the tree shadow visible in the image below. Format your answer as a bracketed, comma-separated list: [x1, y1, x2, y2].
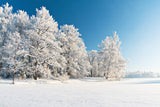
[0, 81, 13, 85]
[77, 77, 107, 82]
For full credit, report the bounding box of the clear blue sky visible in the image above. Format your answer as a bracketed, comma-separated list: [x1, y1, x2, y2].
[1, 0, 160, 72]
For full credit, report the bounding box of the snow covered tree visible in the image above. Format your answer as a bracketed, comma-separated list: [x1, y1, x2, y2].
[4, 31, 28, 84]
[0, 3, 29, 82]
[58, 25, 89, 78]
[98, 32, 126, 80]
[26, 7, 65, 80]
[13, 9, 31, 78]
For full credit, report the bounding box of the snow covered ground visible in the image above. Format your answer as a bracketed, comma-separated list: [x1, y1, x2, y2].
[0, 78, 160, 107]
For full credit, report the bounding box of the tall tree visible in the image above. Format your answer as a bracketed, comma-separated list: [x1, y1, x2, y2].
[13, 10, 31, 78]
[26, 7, 65, 80]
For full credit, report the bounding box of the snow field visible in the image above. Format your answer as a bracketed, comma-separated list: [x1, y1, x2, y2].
[0, 78, 160, 107]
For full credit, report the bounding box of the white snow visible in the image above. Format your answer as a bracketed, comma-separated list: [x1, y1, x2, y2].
[0, 78, 160, 107]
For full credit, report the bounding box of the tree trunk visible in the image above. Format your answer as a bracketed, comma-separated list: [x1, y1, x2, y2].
[66, 59, 70, 75]
[66, 66, 70, 75]
[13, 65, 17, 84]
[13, 71, 15, 84]
[105, 76, 108, 80]
[34, 71, 38, 80]
[29, 56, 31, 63]
[0, 62, 3, 71]
[104, 72, 109, 79]
[34, 61, 38, 80]
[91, 69, 93, 77]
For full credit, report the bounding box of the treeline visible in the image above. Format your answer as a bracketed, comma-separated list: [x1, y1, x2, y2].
[124, 71, 160, 78]
[0, 3, 126, 82]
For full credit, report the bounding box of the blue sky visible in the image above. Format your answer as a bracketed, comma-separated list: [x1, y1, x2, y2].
[1, 0, 160, 72]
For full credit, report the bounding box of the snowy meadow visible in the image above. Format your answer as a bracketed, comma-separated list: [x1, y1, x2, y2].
[0, 78, 160, 107]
